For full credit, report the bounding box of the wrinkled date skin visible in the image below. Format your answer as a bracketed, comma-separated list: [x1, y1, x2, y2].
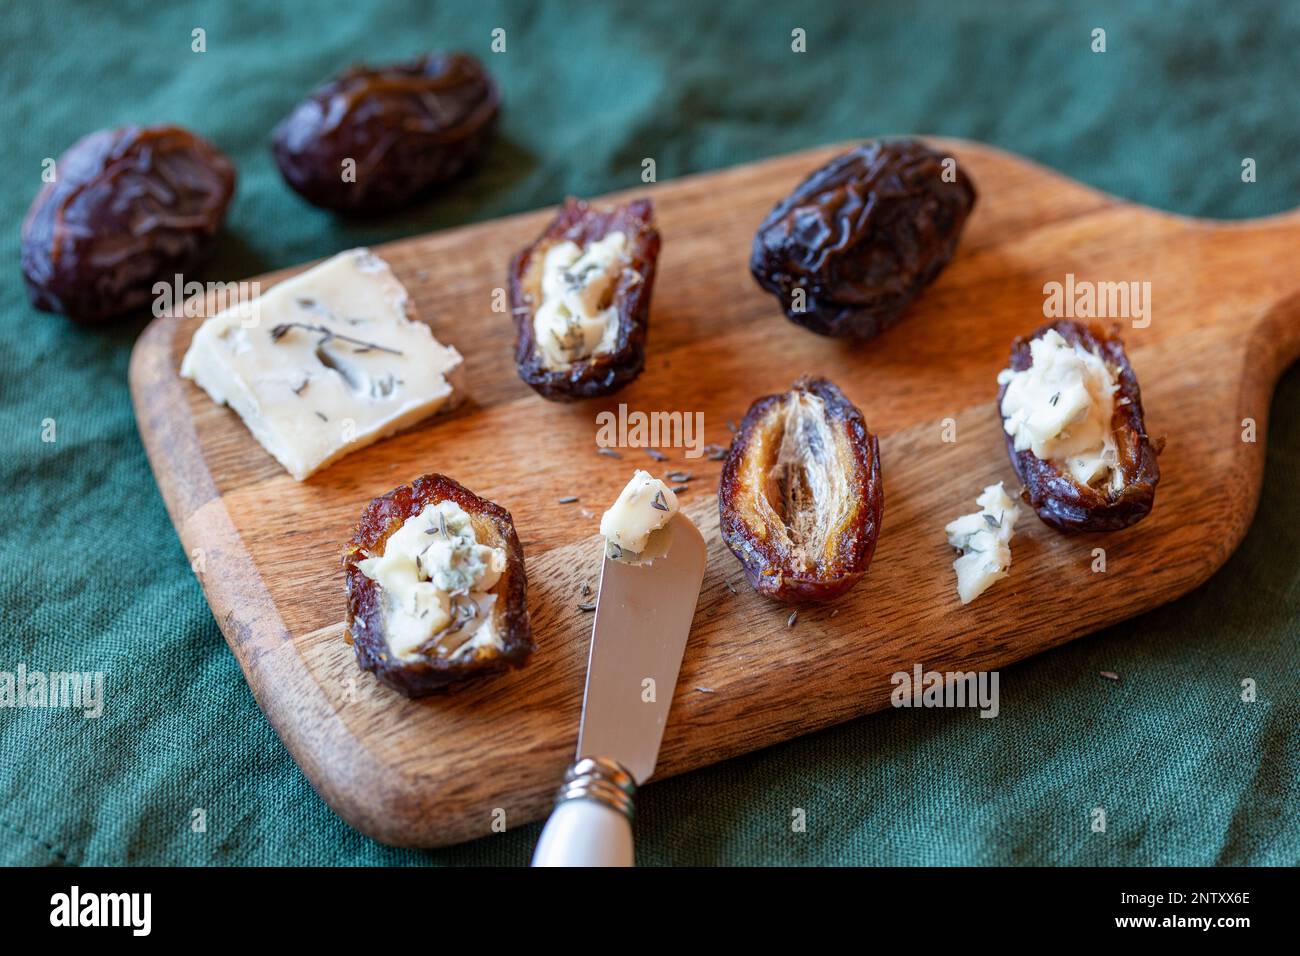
[510, 197, 660, 401]
[719, 376, 883, 602]
[750, 139, 976, 340]
[999, 320, 1161, 532]
[343, 474, 534, 697]
[272, 53, 499, 214]
[21, 125, 235, 323]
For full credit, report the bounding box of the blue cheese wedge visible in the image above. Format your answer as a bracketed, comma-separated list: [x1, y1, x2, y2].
[356, 500, 506, 662]
[599, 469, 678, 562]
[944, 482, 1023, 605]
[997, 328, 1120, 491]
[180, 248, 462, 480]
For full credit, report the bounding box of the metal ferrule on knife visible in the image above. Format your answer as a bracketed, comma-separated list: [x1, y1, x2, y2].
[555, 756, 638, 820]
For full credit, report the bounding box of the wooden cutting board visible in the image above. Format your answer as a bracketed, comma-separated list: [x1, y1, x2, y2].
[129, 138, 1300, 848]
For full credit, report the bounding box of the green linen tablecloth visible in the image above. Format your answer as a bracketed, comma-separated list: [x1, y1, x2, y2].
[1, 0, 1296, 866]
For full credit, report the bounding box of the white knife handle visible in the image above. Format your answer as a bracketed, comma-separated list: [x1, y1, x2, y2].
[531, 757, 637, 867]
[532, 798, 632, 867]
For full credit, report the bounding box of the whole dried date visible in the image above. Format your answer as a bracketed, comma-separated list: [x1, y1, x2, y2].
[719, 376, 883, 601]
[998, 320, 1160, 532]
[510, 197, 660, 401]
[750, 139, 976, 340]
[343, 474, 534, 697]
[272, 53, 499, 214]
[21, 125, 235, 323]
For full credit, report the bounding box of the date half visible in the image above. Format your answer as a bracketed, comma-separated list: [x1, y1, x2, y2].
[343, 474, 534, 696]
[510, 197, 660, 401]
[272, 53, 499, 214]
[1000, 320, 1161, 532]
[750, 139, 976, 340]
[719, 376, 883, 601]
[21, 125, 235, 323]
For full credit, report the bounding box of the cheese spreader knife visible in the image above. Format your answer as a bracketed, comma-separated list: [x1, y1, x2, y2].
[531, 513, 707, 866]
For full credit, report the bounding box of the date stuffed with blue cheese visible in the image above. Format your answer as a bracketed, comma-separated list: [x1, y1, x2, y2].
[343, 474, 533, 696]
[510, 198, 660, 401]
[997, 320, 1159, 532]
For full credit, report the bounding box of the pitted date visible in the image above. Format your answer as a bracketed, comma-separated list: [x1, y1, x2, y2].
[750, 139, 976, 340]
[343, 474, 534, 697]
[272, 53, 499, 214]
[719, 376, 883, 602]
[21, 125, 235, 324]
[510, 197, 660, 402]
[1000, 321, 1161, 532]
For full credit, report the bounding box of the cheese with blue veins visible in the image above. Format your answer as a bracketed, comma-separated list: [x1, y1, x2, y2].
[180, 248, 462, 480]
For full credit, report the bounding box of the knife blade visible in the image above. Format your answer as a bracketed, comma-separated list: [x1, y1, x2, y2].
[531, 512, 707, 865]
[576, 512, 707, 784]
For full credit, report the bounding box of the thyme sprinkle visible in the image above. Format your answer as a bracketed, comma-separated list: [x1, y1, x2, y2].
[1049, 392, 1061, 406]
[578, 602, 597, 612]
[558, 495, 580, 504]
[787, 610, 798, 628]
[315, 411, 328, 422]
[597, 447, 623, 459]
[647, 449, 668, 462]
[270, 321, 403, 356]
[651, 490, 669, 512]
[983, 512, 1002, 529]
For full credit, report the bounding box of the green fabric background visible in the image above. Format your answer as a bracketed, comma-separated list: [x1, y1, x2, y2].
[1, 0, 1296, 866]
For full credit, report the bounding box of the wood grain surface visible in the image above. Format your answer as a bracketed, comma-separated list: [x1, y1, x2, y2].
[128, 138, 1300, 847]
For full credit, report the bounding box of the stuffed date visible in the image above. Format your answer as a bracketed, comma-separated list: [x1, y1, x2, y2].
[343, 474, 534, 696]
[997, 320, 1160, 532]
[510, 197, 660, 401]
[719, 376, 883, 601]
[272, 53, 499, 214]
[750, 139, 976, 340]
[21, 124, 235, 323]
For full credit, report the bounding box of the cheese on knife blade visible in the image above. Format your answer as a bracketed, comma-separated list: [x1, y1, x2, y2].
[180, 248, 462, 480]
[599, 469, 678, 563]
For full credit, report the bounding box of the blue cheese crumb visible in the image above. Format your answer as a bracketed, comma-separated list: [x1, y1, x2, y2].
[944, 482, 1022, 605]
